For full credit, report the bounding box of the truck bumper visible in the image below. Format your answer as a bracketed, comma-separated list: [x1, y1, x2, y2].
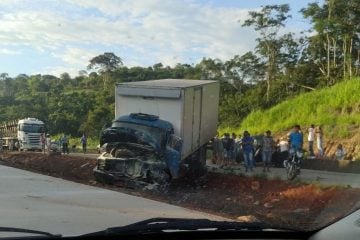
[93, 167, 116, 184]
[94, 153, 170, 184]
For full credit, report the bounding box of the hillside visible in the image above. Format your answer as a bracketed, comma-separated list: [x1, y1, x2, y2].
[225, 79, 360, 160]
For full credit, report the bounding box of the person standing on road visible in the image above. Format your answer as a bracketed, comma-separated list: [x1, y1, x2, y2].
[216, 133, 224, 165]
[278, 137, 289, 153]
[0, 134, 3, 152]
[307, 124, 315, 158]
[262, 130, 274, 172]
[61, 134, 69, 154]
[222, 133, 233, 167]
[289, 125, 303, 151]
[241, 131, 254, 172]
[277, 137, 289, 164]
[46, 134, 51, 154]
[234, 133, 242, 164]
[316, 126, 324, 157]
[230, 133, 237, 165]
[80, 133, 87, 154]
[40, 133, 46, 154]
[272, 138, 288, 167]
[212, 132, 221, 164]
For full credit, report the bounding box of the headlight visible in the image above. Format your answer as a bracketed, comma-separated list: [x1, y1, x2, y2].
[296, 151, 303, 158]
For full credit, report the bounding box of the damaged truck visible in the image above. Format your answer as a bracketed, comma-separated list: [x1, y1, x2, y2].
[94, 79, 219, 184]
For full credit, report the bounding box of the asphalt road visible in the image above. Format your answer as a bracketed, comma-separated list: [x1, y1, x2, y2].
[207, 163, 360, 188]
[0, 165, 225, 237]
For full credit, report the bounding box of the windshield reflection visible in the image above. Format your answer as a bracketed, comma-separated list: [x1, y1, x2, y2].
[19, 124, 45, 133]
[112, 121, 165, 146]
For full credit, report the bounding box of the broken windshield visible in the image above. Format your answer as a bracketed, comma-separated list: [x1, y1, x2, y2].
[112, 121, 166, 148]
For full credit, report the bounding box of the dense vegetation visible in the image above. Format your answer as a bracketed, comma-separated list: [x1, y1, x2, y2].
[235, 78, 360, 138]
[0, 0, 359, 142]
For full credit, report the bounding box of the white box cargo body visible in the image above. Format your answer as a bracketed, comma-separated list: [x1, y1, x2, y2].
[115, 79, 219, 160]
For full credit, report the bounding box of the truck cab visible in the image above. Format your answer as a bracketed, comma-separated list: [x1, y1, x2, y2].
[94, 113, 182, 184]
[17, 118, 45, 151]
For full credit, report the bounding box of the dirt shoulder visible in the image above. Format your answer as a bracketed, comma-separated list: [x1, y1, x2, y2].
[1, 152, 359, 231]
[0, 152, 96, 184]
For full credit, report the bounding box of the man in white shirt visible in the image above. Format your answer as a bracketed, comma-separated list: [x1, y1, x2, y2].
[273, 137, 289, 167]
[278, 138, 289, 153]
[46, 134, 51, 153]
[308, 124, 315, 157]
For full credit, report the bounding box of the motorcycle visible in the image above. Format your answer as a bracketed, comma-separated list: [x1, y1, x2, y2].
[283, 148, 303, 180]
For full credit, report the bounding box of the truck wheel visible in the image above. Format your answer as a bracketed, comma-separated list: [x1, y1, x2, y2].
[94, 171, 114, 185]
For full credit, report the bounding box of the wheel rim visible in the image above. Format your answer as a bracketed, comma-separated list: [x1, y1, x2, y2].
[287, 165, 295, 180]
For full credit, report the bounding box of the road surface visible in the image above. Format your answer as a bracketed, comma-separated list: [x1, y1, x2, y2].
[0, 165, 225, 236]
[207, 162, 360, 188]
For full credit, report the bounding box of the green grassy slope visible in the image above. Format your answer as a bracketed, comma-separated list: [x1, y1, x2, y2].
[224, 78, 360, 138]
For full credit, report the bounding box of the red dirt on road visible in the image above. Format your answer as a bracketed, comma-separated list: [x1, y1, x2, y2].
[1, 152, 359, 231]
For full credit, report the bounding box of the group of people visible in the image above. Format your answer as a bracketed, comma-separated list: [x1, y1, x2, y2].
[212, 130, 274, 172]
[299, 124, 345, 160]
[40, 133, 88, 154]
[212, 124, 347, 172]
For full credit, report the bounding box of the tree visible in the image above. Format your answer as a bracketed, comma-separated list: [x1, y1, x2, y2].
[87, 52, 123, 89]
[302, 0, 360, 84]
[197, 58, 224, 80]
[242, 4, 292, 102]
[60, 72, 71, 81]
[0, 73, 9, 81]
[224, 52, 265, 92]
[152, 63, 163, 70]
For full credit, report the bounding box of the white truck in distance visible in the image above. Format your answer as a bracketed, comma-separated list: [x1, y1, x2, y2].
[0, 118, 45, 151]
[94, 79, 220, 184]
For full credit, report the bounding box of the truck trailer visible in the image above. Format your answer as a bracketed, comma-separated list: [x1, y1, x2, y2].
[94, 79, 219, 184]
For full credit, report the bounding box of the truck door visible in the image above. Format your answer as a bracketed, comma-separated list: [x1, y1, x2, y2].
[192, 88, 202, 151]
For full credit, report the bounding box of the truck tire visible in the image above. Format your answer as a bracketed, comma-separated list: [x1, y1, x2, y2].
[94, 171, 114, 185]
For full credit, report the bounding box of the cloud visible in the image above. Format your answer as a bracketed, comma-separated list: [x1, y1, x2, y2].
[0, 48, 21, 55]
[52, 47, 100, 67]
[0, 0, 264, 75]
[39, 47, 102, 77]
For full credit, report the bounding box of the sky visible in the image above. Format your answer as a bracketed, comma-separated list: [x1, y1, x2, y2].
[0, 0, 321, 78]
